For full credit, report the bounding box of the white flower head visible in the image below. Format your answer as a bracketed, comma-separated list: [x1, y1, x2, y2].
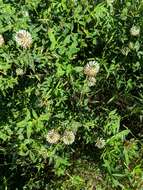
[107, 0, 115, 5]
[121, 47, 130, 56]
[22, 11, 29, 17]
[16, 68, 24, 76]
[96, 138, 106, 149]
[84, 60, 100, 77]
[87, 77, 96, 87]
[0, 34, 4, 46]
[46, 129, 60, 144]
[15, 30, 32, 48]
[62, 130, 75, 145]
[130, 26, 140, 37]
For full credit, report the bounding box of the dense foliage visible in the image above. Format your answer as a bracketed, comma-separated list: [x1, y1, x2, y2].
[0, 0, 143, 189]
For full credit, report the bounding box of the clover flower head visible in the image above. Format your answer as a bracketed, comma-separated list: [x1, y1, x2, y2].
[46, 129, 60, 144]
[121, 47, 130, 56]
[84, 60, 100, 77]
[16, 68, 24, 76]
[88, 77, 96, 87]
[130, 26, 140, 37]
[96, 138, 106, 149]
[62, 130, 75, 145]
[107, 0, 115, 5]
[23, 11, 29, 17]
[15, 30, 32, 48]
[0, 34, 4, 46]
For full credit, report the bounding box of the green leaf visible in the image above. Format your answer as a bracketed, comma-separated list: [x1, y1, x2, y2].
[32, 109, 38, 119]
[48, 29, 57, 50]
[26, 124, 32, 139]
